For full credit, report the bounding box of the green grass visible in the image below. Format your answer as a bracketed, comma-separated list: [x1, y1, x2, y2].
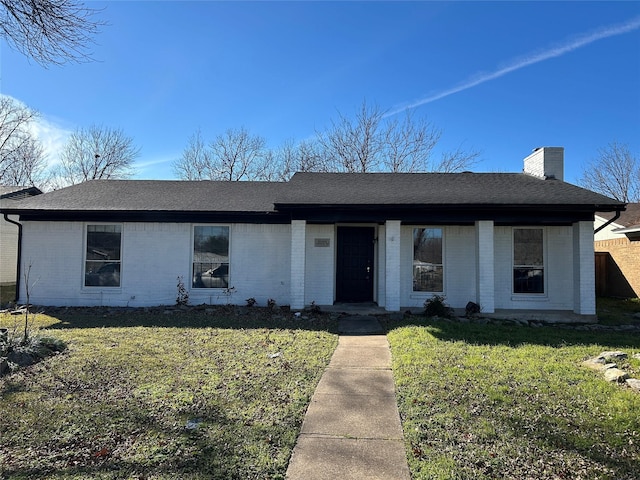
[0, 309, 338, 479]
[387, 318, 640, 479]
[596, 296, 640, 326]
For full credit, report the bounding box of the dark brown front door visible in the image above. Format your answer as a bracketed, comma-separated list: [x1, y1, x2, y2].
[336, 226, 375, 302]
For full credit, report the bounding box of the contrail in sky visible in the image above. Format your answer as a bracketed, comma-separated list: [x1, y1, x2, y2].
[387, 16, 640, 116]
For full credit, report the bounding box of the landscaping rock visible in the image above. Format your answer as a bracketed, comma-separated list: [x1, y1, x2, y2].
[582, 359, 608, 371]
[626, 379, 640, 391]
[598, 351, 627, 362]
[633, 353, 640, 360]
[603, 368, 630, 383]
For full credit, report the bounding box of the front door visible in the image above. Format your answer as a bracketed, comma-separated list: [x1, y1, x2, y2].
[336, 226, 375, 302]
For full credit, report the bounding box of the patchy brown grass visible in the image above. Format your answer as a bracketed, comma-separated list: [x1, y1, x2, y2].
[0, 308, 338, 479]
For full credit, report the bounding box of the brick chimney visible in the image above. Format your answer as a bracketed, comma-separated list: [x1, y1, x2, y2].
[523, 147, 564, 181]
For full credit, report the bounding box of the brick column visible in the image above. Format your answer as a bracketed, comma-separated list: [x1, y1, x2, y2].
[385, 220, 401, 312]
[290, 220, 306, 310]
[476, 220, 495, 313]
[573, 221, 595, 315]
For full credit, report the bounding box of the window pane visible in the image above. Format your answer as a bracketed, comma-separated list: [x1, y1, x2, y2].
[514, 268, 544, 293]
[413, 228, 443, 292]
[514, 229, 543, 266]
[513, 228, 544, 294]
[85, 225, 121, 287]
[193, 226, 230, 288]
[85, 261, 120, 286]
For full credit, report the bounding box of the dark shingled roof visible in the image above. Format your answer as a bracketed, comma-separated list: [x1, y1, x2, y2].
[2, 180, 285, 212]
[0, 173, 624, 222]
[277, 172, 623, 208]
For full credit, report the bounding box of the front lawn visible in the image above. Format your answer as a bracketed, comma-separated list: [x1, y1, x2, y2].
[0, 308, 338, 479]
[387, 319, 640, 479]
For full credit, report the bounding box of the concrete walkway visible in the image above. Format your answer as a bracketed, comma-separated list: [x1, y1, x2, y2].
[286, 316, 410, 480]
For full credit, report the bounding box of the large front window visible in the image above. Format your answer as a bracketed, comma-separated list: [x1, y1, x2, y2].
[85, 225, 122, 287]
[193, 226, 230, 288]
[513, 228, 544, 294]
[413, 228, 443, 292]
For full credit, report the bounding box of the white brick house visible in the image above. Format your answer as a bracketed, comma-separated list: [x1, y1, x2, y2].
[0, 148, 624, 320]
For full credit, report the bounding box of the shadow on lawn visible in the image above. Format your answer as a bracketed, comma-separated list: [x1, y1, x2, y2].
[1, 397, 280, 480]
[39, 305, 339, 334]
[382, 315, 640, 349]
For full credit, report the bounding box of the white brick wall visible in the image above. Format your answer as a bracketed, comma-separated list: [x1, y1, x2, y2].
[304, 224, 335, 306]
[16, 218, 596, 315]
[290, 220, 306, 310]
[573, 221, 595, 315]
[376, 224, 387, 307]
[18, 221, 292, 307]
[385, 221, 401, 311]
[399, 225, 476, 309]
[523, 147, 564, 181]
[476, 221, 495, 313]
[494, 225, 575, 311]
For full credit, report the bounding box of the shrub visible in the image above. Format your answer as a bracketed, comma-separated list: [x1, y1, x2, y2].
[246, 297, 257, 307]
[424, 295, 453, 318]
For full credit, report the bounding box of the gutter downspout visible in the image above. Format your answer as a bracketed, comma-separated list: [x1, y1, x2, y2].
[594, 209, 622, 235]
[3, 213, 22, 303]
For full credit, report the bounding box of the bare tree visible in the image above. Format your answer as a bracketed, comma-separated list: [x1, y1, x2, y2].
[261, 138, 329, 181]
[54, 125, 139, 186]
[381, 111, 441, 172]
[580, 141, 639, 202]
[316, 100, 480, 173]
[174, 102, 480, 181]
[435, 143, 481, 173]
[0, 0, 103, 66]
[173, 127, 266, 181]
[0, 96, 46, 186]
[1, 135, 47, 186]
[316, 101, 385, 173]
[172, 129, 211, 180]
[210, 127, 266, 181]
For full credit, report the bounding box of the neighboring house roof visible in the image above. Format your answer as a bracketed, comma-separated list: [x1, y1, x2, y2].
[596, 203, 640, 230]
[0, 173, 624, 224]
[0, 186, 42, 200]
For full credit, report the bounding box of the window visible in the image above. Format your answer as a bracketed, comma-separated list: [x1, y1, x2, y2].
[413, 228, 443, 292]
[85, 225, 122, 287]
[513, 228, 544, 294]
[193, 226, 230, 288]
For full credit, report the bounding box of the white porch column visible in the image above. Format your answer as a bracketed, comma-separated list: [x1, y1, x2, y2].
[290, 220, 306, 310]
[385, 220, 401, 312]
[573, 221, 596, 315]
[476, 220, 495, 313]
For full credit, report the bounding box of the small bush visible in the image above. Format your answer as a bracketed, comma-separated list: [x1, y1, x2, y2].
[1, 332, 67, 374]
[246, 297, 257, 307]
[267, 298, 276, 310]
[176, 276, 189, 306]
[424, 295, 453, 318]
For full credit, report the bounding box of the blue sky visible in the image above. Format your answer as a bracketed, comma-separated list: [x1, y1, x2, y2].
[1, 1, 639, 184]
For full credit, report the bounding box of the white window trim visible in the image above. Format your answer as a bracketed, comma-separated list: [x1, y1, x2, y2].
[410, 226, 445, 296]
[190, 224, 232, 290]
[82, 222, 123, 290]
[511, 226, 548, 298]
